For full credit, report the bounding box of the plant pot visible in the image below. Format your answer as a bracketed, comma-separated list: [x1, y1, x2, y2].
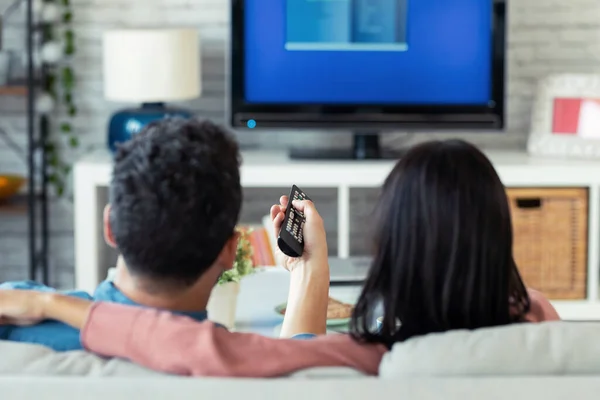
[207, 281, 240, 329]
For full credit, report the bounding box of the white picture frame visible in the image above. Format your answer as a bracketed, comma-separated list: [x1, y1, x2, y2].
[528, 74, 600, 159]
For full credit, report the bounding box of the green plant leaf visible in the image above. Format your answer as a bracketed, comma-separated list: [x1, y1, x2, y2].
[45, 73, 56, 94]
[41, 0, 76, 198]
[48, 153, 59, 167]
[42, 25, 54, 41]
[62, 67, 75, 89]
[46, 72, 56, 84]
[60, 122, 71, 133]
[62, 66, 73, 77]
[217, 228, 255, 285]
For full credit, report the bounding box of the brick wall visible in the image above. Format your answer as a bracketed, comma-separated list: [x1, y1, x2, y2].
[1, 0, 600, 287]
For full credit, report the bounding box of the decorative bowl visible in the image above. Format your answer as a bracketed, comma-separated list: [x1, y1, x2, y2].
[0, 174, 26, 201]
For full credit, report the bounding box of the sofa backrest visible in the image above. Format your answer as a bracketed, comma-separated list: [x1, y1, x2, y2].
[4, 321, 600, 378]
[0, 340, 161, 376]
[2, 376, 600, 400]
[0, 340, 364, 378]
[380, 321, 600, 377]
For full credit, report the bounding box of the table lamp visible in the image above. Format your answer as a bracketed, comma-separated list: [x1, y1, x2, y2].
[103, 28, 201, 152]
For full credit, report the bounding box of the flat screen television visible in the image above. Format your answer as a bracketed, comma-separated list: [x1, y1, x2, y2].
[229, 0, 507, 159]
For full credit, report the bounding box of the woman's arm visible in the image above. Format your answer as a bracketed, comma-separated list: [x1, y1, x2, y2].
[270, 198, 330, 338]
[526, 288, 561, 322]
[280, 262, 329, 338]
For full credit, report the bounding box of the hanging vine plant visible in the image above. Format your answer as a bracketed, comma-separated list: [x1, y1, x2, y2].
[39, 0, 77, 196]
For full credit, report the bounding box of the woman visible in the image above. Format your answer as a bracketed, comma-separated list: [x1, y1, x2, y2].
[349, 139, 558, 348]
[0, 140, 559, 376]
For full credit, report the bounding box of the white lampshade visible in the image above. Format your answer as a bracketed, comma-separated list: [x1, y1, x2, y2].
[103, 28, 201, 103]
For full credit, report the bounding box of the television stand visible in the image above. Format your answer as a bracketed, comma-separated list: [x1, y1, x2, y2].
[289, 133, 405, 160]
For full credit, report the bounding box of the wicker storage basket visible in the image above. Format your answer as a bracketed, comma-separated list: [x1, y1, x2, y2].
[507, 188, 588, 300]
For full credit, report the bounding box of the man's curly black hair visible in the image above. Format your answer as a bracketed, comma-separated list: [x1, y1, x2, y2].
[109, 117, 242, 289]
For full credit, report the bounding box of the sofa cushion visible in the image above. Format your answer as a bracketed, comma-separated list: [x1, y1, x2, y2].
[288, 367, 366, 378]
[379, 322, 600, 377]
[0, 340, 162, 376]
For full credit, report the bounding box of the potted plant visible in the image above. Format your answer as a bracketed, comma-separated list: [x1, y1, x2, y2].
[207, 228, 254, 329]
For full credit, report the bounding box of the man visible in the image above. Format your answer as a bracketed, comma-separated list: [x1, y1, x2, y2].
[0, 117, 243, 351]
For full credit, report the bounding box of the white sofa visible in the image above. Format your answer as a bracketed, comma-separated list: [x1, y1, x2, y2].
[3, 322, 600, 399]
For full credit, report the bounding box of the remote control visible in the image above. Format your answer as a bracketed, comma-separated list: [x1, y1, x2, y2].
[277, 185, 311, 258]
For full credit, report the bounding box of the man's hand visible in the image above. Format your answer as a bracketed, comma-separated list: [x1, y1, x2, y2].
[0, 290, 50, 326]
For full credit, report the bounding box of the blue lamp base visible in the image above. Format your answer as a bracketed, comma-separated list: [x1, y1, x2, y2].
[108, 102, 193, 153]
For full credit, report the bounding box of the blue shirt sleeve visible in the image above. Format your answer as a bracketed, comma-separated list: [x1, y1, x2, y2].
[0, 280, 58, 291]
[0, 281, 58, 340]
[0, 280, 93, 299]
[0, 280, 93, 350]
[291, 333, 317, 339]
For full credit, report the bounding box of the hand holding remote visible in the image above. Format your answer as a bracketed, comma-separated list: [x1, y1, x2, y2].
[270, 195, 328, 272]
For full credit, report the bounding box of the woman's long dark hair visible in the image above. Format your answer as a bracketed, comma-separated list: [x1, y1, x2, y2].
[350, 140, 530, 348]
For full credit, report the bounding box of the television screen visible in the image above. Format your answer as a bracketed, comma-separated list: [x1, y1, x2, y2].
[244, 0, 492, 105]
[230, 0, 505, 130]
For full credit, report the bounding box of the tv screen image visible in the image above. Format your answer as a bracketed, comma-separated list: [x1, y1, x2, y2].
[286, 0, 408, 51]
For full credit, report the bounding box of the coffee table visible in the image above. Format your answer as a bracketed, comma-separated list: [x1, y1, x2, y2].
[235, 268, 362, 336]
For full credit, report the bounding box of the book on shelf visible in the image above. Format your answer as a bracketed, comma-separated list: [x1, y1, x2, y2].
[239, 215, 278, 267]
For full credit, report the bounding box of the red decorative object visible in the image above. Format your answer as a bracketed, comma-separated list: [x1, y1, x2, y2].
[553, 98, 600, 138]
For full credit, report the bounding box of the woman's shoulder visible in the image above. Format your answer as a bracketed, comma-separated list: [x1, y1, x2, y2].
[525, 288, 561, 322]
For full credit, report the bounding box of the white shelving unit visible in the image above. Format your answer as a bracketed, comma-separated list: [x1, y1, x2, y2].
[74, 149, 600, 320]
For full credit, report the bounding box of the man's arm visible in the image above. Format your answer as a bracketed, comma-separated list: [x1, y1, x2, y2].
[79, 301, 385, 377]
[0, 292, 385, 377]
